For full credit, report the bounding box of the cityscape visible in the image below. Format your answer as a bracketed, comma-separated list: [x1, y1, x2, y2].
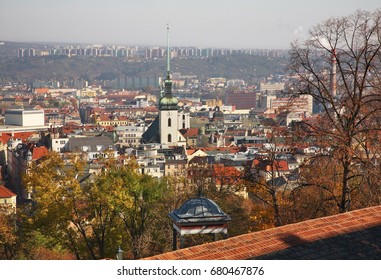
[1, 3, 381, 265]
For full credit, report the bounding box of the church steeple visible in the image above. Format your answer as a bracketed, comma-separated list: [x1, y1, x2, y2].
[142, 24, 187, 146]
[159, 24, 178, 111]
[166, 23, 171, 79]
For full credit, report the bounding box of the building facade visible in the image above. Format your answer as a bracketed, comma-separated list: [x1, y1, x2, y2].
[5, 109, 45, 127]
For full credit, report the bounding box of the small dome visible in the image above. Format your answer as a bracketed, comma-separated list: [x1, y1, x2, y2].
[169, 197, 230, 225]
[176, 197, 224, 218]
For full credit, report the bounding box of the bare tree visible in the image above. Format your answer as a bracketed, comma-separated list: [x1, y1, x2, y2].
[290, 9, 381, 212]
[243, 128, 293, 227]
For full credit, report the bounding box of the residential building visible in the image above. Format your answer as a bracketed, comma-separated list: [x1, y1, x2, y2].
[65, 136, 117, 161]
[225, 91, 256, 109]
[259, 82, 285, 92]
[6, 141, 49, 200]
[135, 144, 165, 178]
[251, 158, 290, 180]
[179, 128, 199, 148]
[0, 185, 17, 214]
[94, 115, 129, 126]
[51, 137, 70, 153]
[115, 126, 145, 148]
[165, 159, 187, 177]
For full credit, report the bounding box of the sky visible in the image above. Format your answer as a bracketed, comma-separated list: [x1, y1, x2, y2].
[0, 0, 380, 49]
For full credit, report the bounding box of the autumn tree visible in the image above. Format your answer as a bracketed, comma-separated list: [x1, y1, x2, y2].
[242, 125, 297, 228]
[289, 156, 344, 222]
[289, 9, 381, 213]
[186, 160, 256, 237]
[0, 213, 17, 259]
[23, 152, 117, 259]
[107, 166, 168, 259]
[23, 152, 174, 259]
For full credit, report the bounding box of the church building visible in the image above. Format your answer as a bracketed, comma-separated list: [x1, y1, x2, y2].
[142, 26, 190, 147]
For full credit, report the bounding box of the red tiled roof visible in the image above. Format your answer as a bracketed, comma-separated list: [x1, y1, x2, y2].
[180, 128, 199, 138]
[253, 159, 289, 172]
[144, 206, 381, 260]
[0, 132, 34, 144]
[102, 126, 115, 132]
[0, 185, 16, 198]
[35, 88, 49, 94]
[144, 106, 159, 112]
[32, 146, 49, 160]
[186, 149, 196, 155]
[213, 164, 242, 185]
[97, 115, 128, 121]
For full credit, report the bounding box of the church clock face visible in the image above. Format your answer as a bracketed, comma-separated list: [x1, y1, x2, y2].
[167, 111, 171, 116]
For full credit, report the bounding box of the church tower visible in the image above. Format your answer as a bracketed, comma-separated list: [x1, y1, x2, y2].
[141, 25, 188, 146]
[159, 25, 180, 145]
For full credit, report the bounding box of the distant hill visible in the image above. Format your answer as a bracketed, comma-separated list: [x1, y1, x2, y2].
[0, 41, 288, 85]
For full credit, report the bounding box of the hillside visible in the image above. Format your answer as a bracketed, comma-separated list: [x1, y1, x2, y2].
[0, 41, 288, 85]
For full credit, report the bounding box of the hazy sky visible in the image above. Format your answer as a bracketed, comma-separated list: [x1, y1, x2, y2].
[0, 0, 380, 49]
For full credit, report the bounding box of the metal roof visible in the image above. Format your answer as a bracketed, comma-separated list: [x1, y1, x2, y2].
[169, 197, 231, 225]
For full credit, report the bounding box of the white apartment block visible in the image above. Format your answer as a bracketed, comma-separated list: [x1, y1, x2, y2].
[51, 138, 70, 153]
[116, 126, 145, 148]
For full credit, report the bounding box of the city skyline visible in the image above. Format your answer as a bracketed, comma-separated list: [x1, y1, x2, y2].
[0, 0, 380, 49]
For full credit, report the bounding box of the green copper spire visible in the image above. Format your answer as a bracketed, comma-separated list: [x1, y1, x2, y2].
[166, 23, 170, 78]
[159, 24, 178, 111]
[164, 23, 172, 94]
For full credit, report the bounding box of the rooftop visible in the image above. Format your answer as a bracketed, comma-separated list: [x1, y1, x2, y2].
[169, 197, 231, 225]
[0, 185, 16, 198]
[145, 205, 381, 260]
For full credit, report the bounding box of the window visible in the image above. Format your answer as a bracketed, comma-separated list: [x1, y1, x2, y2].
[182, 123, 185, 129]
[168, 134, 172, 143]
[168, 118, 172, 127]
[182, 115, 185, 120]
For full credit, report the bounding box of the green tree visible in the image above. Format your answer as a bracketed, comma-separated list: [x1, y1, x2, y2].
[114, 169, 167, 259]
[24, 153, 93, 259]
[23, 152, 172, 259]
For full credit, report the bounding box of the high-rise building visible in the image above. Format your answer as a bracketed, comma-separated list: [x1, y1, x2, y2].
[28, 48, 35, 57]
[18, 48, 26, 58]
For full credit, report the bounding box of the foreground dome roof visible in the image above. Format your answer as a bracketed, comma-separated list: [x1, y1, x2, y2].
[169, 197, 231, 225]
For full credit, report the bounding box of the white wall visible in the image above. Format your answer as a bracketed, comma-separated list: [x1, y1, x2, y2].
[5, 110, 44, 126]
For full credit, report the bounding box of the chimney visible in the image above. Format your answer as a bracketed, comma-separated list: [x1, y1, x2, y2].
[330, 49, 337, 97]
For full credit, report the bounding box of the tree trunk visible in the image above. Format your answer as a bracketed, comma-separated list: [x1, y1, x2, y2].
[270, 189, 282, 227]
[340, 159, 351, 213]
